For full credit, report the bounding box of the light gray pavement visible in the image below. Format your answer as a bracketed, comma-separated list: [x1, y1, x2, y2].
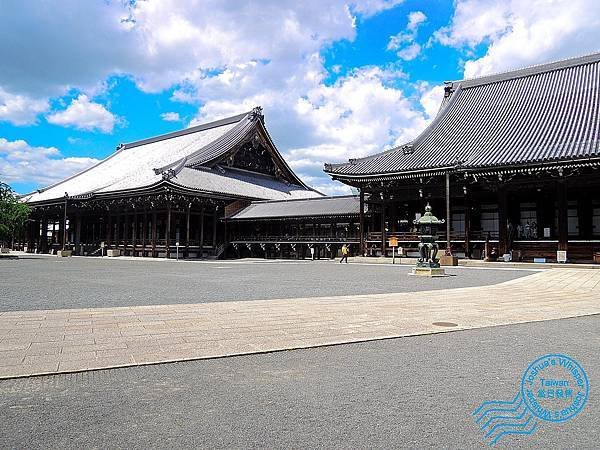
[1, 266, 599, 379]
[0, 255, 532, 311]
[0, 315, 597, 449]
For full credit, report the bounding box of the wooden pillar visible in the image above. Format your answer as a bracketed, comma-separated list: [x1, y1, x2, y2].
[498, 185, 508, 255]
[75, 215, 81, 245]
[75, 214, 81, 255]
[464, 189, 471, 258]
[199, 206, 205, 258]
[62, 197, 68, 250]
[124, 213, 130, 255]
[38, 216, 45, 253]
[445, 172, 452, 254]
[213, 207, 218, 249]
[185, 202, 191, 258]
[166, 203, 172, 259]
[106, 214, 112, 246]
[381, 192, 386, 256]
[557, 180, 568, 252]
[142, 208, 147, 257]
[151, 210, 157, 258]
[132, 212, 137, 256]
[114, 214, 120, 245]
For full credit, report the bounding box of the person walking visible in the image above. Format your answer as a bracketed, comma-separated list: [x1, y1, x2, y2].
[340, 243, 349, 263]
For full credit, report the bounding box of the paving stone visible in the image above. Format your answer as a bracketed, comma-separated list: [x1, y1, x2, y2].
[1, 268, 600, 379]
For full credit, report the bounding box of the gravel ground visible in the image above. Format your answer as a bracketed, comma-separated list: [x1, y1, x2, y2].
[0, 255, 533, 311]
[0, 315, 597, 449]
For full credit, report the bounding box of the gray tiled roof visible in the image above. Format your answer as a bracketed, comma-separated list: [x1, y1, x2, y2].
[228, 195, 361, 220]
[170, 167, 322, 201]
[24, 108, 317, 203]
[325, 52, 600, 178]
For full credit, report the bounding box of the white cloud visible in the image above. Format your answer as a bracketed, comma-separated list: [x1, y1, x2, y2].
[407, 11, 427, 31]
[0, 1, 360, 97]
[46, 95, 117, 133]
[0, 1, 436, 191]
[185, 65, 432, 190]
[0, 87, 49, 125]
[396, 43, 421, 61]
[161, 112, 181, 122]
[434, 0, 600, 78]
[0, 138, 99, 186]
[418, 84, 445, 119]
[350, 0, 404, 18]
[286, 67, 428, 186]
[387, 11, 427, 60]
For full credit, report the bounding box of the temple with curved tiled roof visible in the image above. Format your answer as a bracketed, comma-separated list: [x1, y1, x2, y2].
[22, 107, 324, 258]
[325, 52, 600, 263]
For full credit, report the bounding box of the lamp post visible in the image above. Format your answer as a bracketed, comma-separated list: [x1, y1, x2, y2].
[411, 203, 448, 277]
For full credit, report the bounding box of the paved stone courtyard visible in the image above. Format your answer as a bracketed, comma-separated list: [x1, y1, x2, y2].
[1, 255, 530, 310]
[1, 256, 599, 379]
[2, 316, 598, 449]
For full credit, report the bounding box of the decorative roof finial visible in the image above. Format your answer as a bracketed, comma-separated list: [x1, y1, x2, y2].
[250, 106, 264, 122]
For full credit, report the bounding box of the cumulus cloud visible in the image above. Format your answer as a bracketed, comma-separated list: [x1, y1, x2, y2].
[185, 65, 432, 190]
[434, 0, 600, 78]
[0, 1, 444, 191]
[285, 67, 429, 186]
[396, 43, 422, 61]
[0, 88, 49, 125]
[387, 11, 427, 60]
[0, 138, 99, 186]
[418, 83, 445, 119]
[350, 0, 405, 18]
[0, 0, 361, 97]
[46, 95, 117, 133]
[161, 112, 181, 122]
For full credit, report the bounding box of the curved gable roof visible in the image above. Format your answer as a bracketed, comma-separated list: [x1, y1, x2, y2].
[325, 52, 600, 178]
[24, 108, 317, 203]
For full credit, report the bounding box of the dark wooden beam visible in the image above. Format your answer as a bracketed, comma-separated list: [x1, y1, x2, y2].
[445, 172, 451, 254]
[212, 208, 218, 250]
[62, 197, 68, 250]
[557, 179, 568, 252]
[185, 202, 191, 259]
[106, 214, 112, 247]
[464, 188, 471, 258]
[166, 203, 172, 259]
[142, 207, 147, 257]
[199, 206, 205, 258]
[498, 184, 508, 254]
[131, 212, 137, 256]
[381, 192, 386, 256]
[151, 210, 157, 258]
[359, 189, 365, 256]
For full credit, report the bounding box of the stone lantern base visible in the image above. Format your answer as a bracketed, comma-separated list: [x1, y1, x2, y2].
[409, 267, 448, 277]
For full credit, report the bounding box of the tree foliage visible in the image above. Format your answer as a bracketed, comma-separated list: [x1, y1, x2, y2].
[0, 182, 30, 246]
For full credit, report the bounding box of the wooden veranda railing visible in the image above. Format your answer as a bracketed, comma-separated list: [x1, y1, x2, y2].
[366, 230, 499, 242]
[230, 235, 360, 243]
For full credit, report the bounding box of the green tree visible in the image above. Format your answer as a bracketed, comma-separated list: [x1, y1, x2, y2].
[0, 182, 31, 248]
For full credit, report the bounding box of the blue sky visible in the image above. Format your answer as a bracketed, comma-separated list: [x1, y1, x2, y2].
[1, 0, 599, 194]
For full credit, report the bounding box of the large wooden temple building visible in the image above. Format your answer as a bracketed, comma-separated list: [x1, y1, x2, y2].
[22, 108, 331, 258]
[325, 52, 600, 263]
[20, 52, 600, 263]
